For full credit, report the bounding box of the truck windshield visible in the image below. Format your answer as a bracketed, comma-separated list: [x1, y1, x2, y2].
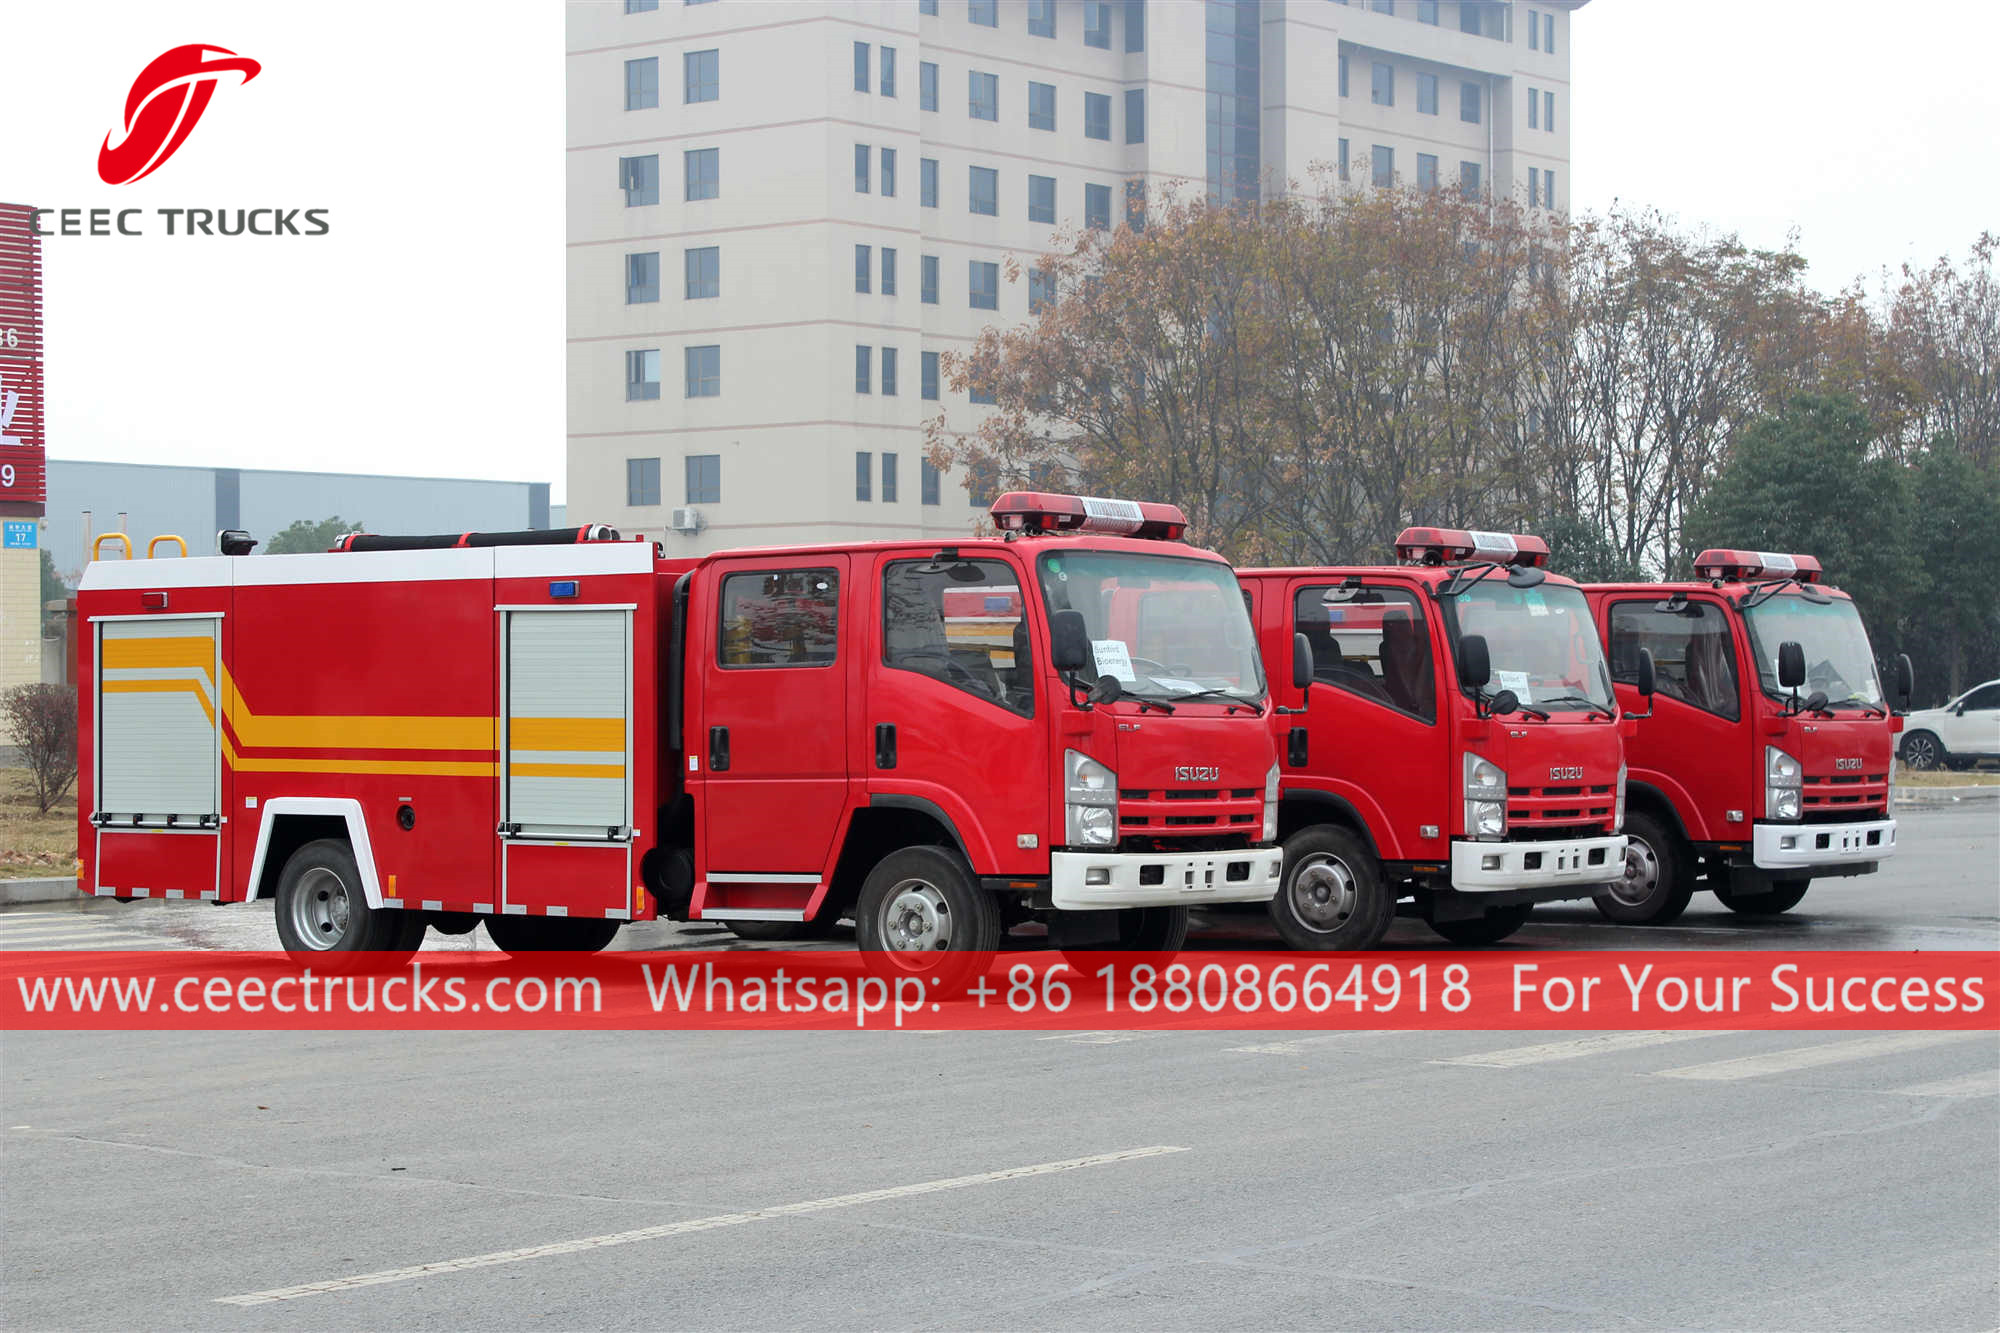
[1743, 593, 1883, 709]
[1444, 581, 1614, 713]
[1037, 550, 1267, 703]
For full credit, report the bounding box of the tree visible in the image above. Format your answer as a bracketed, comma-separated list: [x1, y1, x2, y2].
[1900, 437, 2000, 701]
[39, 548, 64, 604]
[2, 683, 78, 813]
[264, 516, 363, 554]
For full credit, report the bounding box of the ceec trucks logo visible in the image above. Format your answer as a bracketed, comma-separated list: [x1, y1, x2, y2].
[98, 44, 262, 185]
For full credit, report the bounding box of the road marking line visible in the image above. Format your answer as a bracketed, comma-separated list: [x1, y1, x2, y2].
[0, 925, 152, 944]
[1885, 1071, 2000, 1099]
[1654, 1032, 1989, 1082]
[1225, 1032, 1396, 1055]
[215, 1144, 1188, 1306]
[1036, 1031, 1165, 1045]
[1433, 1030, 1726, 1068]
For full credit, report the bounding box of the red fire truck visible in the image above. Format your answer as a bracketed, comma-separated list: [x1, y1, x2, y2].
[73, 495, 1284, 973]
[1239, 529, 1641, 949]
[1583, 551, 1912, 923]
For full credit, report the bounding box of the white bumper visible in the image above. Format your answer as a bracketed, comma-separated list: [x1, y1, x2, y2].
[1051, 846, 1284, 911]
[1449, 834, 1626, 892]
[1753, 819, 1895, 871]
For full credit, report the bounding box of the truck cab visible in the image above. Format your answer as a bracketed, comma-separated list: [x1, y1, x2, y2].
[1241, 528, 1631, 949]
[1584, 550, 1912, 922]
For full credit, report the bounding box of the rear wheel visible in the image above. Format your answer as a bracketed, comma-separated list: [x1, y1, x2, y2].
[1268, 826, 1394, 951]
[1714, 879, 1811, 915]
[484, 915, 622, 954]
[855, 845, 999, 990]
[1900, 731, 1944, 772]
[273, 839, 420, 965]
[1428, 904, 1532, 946]
[1593, 811, 1694, 925]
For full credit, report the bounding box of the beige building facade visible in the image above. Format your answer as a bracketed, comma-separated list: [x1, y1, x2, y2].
[566, 0, 1578, 551]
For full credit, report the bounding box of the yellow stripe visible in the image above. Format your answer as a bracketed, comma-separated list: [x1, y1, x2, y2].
[507, 763, 627, 779]
[509, 717, 626, 752]
[103, 637, 215, 679]
[228, 750, 499, 778]
[102, 678, 216, 727]
[219, 664, 497, 752]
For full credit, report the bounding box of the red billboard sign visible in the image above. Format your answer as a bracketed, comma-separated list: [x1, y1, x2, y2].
[0, 202, 46, 512]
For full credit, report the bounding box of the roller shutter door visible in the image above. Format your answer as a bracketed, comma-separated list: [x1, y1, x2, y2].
[505, 610, 630, 839]
[97, 617, 220, 823]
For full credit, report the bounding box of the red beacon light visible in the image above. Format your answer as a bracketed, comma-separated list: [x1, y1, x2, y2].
[989, 492, 1189, 541]
[1691, 549, 1824, 583]
[1394, 527, 1551, 569]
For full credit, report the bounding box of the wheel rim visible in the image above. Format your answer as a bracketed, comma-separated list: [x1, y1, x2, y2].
[880, 878, 952, 952]
[288, 866, 351, 950]
[1288, 853, 1359, 933]
[1905, 736, 1937, 770]
[1606, 835, 1659, 908]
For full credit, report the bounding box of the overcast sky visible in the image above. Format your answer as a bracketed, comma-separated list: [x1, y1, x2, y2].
[4, 1, 1994, 505]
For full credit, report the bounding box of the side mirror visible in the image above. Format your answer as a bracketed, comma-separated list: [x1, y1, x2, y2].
[1087, 673, 1123, 705]
[1804, 690, 1829, 714]
[1489, 688, 1519, 716]
[1458, 633, 1491, 690]
[1049, 609, 1092, 674]
[1777, 641, 1806, 690]
[1637, 647, 1657, 698]
[1894, 654, 1913, 711]
[1292, 632, 1313, 692]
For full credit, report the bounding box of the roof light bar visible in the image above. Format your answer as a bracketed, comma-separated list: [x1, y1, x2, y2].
[1394, 527, 1551, 568]
[989, 492, 1189, 541]
[1691, 549, 1824, 583]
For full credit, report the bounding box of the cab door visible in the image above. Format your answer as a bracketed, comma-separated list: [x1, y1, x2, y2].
[1603, 595, 1752, 840]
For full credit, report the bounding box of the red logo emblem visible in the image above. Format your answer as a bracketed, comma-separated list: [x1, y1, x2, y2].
[98, 45, 262, 186]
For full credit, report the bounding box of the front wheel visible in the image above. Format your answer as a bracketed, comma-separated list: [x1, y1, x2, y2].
[1059, 907, 1190, 969]
[1714, 879, 1811, 915]
[1268, 826, 1394, 951]
[484, 915, 622, 954]
[854, 846, 1000, 990]
[1593, 811, 1694, 925]
[1900, 731, 1944, 772]
[1428, 904, 1532, 946]
[273, 838, 422, 965]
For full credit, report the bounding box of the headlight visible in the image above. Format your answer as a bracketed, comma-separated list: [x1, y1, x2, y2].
[1765, 745, 1802, 822]
[1614, 762, 1627, 832]
[1468, 800, 1506, 838]
[1262, 761, 1280, 842]
[1065, 749, 1118, 847]
[1463, 752, 1506, 800]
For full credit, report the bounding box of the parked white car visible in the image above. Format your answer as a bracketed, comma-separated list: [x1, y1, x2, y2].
[1900, 678, 2000, 771]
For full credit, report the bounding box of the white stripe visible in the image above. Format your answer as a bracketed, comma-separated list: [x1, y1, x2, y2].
[1886, 1071, 1999, 1099]
[0, 925, 151, 943]
[1654, 1032, 1988, 1082]
[1434, 1031, 1724, 1069]
[216, 1145, 1187, 1306]
[1225, 1032, 1397, 1055]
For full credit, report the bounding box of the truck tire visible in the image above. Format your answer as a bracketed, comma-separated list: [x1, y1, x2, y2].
[726, 911, 846, 942]
[1900, 730, 1944, 771]
[1714, 879, 1811, 915]
[855, 845, 999, 989]
[1593, 811, 1694, 925]
[484, 915, 622, 954]
[1058, 907, 1191, 969]
[1268, 826, 1394, 951]
[273, 838, 420, 965]
[1428, 904, 1532, 945]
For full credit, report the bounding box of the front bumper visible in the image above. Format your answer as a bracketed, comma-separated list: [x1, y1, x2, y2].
[1050, 846, 1283, 911]
[1753, 818, 1895, 871]
[1448, 834, 1626, 892]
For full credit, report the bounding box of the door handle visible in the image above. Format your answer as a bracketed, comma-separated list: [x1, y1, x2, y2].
[1288, 726, 1308, 768]
[708, 725, 730, 772]
[875, 722, 897, 769]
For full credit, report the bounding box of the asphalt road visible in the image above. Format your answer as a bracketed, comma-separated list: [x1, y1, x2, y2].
[3, 806, 1996, 1329]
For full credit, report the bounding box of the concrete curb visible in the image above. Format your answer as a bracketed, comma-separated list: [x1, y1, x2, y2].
[0, 877, 86, 905]
[1894, 786, 2000, 807]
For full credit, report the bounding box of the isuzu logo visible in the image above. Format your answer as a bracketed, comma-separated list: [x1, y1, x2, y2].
[1174, 766, 1221, 783]
[1835, 757, 1862, 770]
[1550, 766, 1584, 781]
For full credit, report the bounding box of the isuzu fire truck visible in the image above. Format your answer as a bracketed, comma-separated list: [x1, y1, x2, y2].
[1583, 551, 1912, 923]
[1238, 529, 1643, 949]
[73, 494, 1284, 974]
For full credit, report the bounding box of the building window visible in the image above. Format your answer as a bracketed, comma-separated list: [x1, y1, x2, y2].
[922, 460, 941, 505]
[920, 0, 937, 13]
[1126, 0, 1145, 50]
[1528, 6, 1539, 48]
[1084, 91, 1110, 140]
[1371, 61, 1393, 106]
[1416, 72, 1437, 115]
[969, 165, 998, 216]
[854, 144, 871, 192]
[1084, 1, 1111, 48]
[1124, 88, 1145, 142]
[1206, 0, 1260, 203]
[969, 260, 998, 309]
[1125, 178, 1146, 231]
[626, 349, 661, 401]
[881, 147, 897, 196]
[627, 456, 661, 505]
[855, 244, 872, 293]
[970, 382, 996, 405]
[1028, 173, 1056, 223]
[685, 454, 720, 504]
[684, 48, 718, 103]
[1544, 168, 1557, 209]
[1544, 90, 1555, 132]
[1528, 86, 1538, 129]
[1372, 0, 1392, 12]
[1416, 152, 1438, 192]
[1371, 144, 1393, 188]
[882, 348, 899, 397]
[970, 70, 998, 121]
[1460, 80, 1481, 123]
[626, 57, 659, 110]
[969, 0, 997, 26]
[1339, 54, 1348, 97]
[1544, 12, 1555, 54]
[921, 157, 938, 207]
[626, 251, 660, 303]
[626, 0, 658, 11]
[684, 245, 720, 299]
[853, 41, 871, 93]
[882, 247, 897, 295]
[1460, 0, 1483, 34]
[920, 61, 938, 111]
[922, 350, 940, 400]
[621, 154, 659, 206]
[855, 344, 873, 393]
[881, 46, 897, 97]
[683, 148, 717, 200]
[921, 254, 939, 304]
[1418, 0, 1438, 22]
[1029, 0, 1056, 36]
[1527, 166, 1540, 208]
[1459, 161, 1480, 197]
[1338, 138, 1350, 183]
[685, 345, 720, 397]
[1029, 80, 1056, 131]
[856, 451, 872, 501]
[882, 451, 899, 501]
[1029, 266, 1054, 312]
[1085, 181, 1111, 229]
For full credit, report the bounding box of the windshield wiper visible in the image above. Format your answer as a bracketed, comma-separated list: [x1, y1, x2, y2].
[1534, 693, 1617, 720]
[1167, 687, 1259, 715]
[1122, 695, 1176, 714]
[1826, 695, 1886, 718]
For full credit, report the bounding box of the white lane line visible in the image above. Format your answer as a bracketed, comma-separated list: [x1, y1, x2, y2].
[1433, 1030, 1727, 1069]
[216, 1144, 1188, 1306]
[1886, 1071, 2000, 1099]
[1036, 1031, 1165, 1045]
[0, 925, 154, 945]
[1654, 1032, 1989, 1082]
[1226, 1032, 1396, 1055]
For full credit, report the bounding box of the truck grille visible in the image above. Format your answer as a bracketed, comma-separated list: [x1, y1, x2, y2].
[1802, 771, 1888, 821]
[1506, 783, 1615, 831]
[1118, 787, 1264, 838]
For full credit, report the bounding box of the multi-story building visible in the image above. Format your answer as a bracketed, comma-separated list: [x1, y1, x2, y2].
[566, 0, 1579, 550]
